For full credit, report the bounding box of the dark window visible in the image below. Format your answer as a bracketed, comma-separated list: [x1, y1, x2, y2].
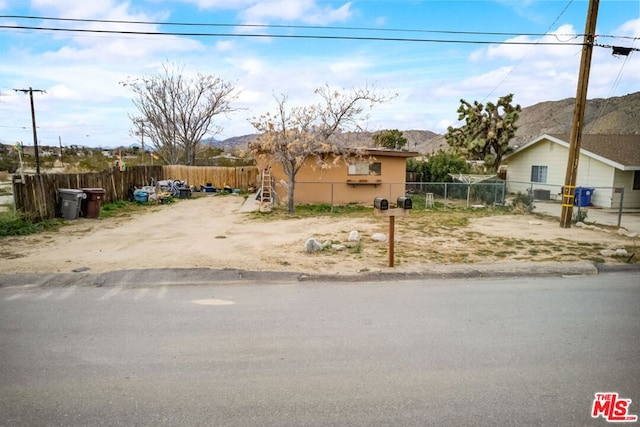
[348, 162, 382, 176]
[634, 171, 640, 190]
[531, 165, 548, 183]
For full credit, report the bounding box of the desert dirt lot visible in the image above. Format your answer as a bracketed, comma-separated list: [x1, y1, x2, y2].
[0, 194, 637, 275]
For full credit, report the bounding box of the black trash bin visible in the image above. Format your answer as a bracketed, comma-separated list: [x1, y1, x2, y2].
[178, 187, 192, 199]
[80, 188, 106, 218]
[58, 189, 85, 220]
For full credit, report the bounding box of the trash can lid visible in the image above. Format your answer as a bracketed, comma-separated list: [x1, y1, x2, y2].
[58, 188, 85, 194]
[80, 187, 106, 193]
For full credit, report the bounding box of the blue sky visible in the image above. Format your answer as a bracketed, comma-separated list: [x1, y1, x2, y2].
[0, 0, 638, 149]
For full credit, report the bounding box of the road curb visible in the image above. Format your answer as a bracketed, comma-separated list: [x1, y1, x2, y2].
[2, 261, 638, 288]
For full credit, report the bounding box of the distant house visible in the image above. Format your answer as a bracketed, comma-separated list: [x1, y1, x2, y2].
[502, 134, 640, 208]
[257, 148, 418, 206]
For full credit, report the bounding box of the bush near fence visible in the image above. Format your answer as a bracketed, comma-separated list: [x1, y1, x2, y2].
[406, 181, 507, 207]
[12, 165, 259, 221]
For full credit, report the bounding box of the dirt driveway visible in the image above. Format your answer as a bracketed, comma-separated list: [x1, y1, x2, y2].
[0, 195, 636, 275]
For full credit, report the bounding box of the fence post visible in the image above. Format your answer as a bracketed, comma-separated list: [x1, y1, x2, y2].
[331, 183, 334, 213]
[501, 181, 506, 205]
[529, 182, 534, 212]
[617, 187, 624, 228]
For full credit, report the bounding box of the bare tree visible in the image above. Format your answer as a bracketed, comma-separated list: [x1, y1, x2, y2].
[251, 84, 394, 214]
[123, 62, 239, 165]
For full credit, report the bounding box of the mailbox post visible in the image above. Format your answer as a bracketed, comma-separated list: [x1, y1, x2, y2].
[373, 196, 412, 267]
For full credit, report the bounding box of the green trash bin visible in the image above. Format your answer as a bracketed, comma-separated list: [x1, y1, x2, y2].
[58, 189, 85, 220]
[80, 188, 106, 218]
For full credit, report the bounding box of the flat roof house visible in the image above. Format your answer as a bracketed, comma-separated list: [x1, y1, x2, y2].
[257, 148, 418, 207]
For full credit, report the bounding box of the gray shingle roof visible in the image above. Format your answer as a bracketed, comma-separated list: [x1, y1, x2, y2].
[549, 134, 640, 168]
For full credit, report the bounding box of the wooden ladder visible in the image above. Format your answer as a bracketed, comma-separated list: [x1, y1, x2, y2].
[260, 169, 272, 204]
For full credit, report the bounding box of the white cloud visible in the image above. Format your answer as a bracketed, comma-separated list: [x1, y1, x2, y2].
[328, 58, 370, 78]
[240, 0, 352, 25]
[179, 0, 354, 24]
[182, 0, 255, 9]
[32, 0, 122, 18]
[215, 40, 236, 52]
[616, 17, 640, 38]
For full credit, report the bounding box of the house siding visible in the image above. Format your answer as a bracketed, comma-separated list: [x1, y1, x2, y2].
[504, 137, 621, 208]
[505, 140, 570, 200]
[613, 170, 640, 209]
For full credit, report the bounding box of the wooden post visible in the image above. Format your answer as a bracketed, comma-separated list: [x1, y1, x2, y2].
[389, 215, 395, 267]
[560, 0, 599, 228]
[375, 207, 407, 268]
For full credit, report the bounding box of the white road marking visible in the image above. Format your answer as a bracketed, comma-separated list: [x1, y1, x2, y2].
[5, 293, 24, 301]
[192, 299, 235, 306]
[134, 288, 150, 300]
[36, 291, 54, 300]
[99, 287, 124, 300]
[157, 285, 168, 299]
[56, 286, 77, 300]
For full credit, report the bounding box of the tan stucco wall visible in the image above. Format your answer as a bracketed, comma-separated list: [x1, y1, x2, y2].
[257, 154, 409, 206]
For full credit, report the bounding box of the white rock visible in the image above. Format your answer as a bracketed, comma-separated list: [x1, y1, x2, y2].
[600, 249, 615, 257]
[576, 222, 586, 227]
[615, 249, 629, 257]
[528, 221, 542, 225]
[331, 244, 346, 251]
[617, 228, 638, 238]
[348, 230, 360, 242]
[322, 240, 333, 248]
[371, 233, 387, 242]
[304, 237, 323, 254]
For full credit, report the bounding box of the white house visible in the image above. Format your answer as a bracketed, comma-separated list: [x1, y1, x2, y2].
[502, 134, 640, 209]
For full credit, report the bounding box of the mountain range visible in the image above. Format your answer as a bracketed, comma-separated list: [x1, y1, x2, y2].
[212, 91, 640, 154]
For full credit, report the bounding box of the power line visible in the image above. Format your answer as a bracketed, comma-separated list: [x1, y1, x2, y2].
[0, 14, 587, 39]
[0, 23, 588, 46]
[482, 0, 577, 103]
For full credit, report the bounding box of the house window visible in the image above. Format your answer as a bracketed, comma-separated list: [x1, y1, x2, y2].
[348, 162, 381, 176]
[531, 165, 548, 183]
[634, 171, 640, 190]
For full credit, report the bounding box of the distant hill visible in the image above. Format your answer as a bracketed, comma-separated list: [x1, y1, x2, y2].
[215, 129, 441, 153]
[215, 91, 640, 154]
[513, 91, 640, 146]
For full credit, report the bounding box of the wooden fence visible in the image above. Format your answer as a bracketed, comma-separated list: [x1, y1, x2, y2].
[12, 165, 259, 221]
[163, 165, 259, 190]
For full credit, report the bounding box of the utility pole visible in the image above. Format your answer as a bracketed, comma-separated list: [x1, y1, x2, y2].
[58, 135, 64, 166]
[14, 87, 46, 175]
[559, 0, 599, 228]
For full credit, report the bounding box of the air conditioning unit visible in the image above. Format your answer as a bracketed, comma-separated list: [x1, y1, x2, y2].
[533, 189, 551, 200]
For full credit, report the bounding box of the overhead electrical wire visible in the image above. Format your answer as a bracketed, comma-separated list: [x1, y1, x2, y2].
[0, 14, 587, 39]
[482, 0, 577, 102]
[0, 14, 589, 46]
[0, 23, 588, 46]
[2, 14, 636, 41]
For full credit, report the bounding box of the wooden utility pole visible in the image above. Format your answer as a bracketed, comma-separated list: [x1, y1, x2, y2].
[14, 87, 46, 175]
[560, 0, 599, 228]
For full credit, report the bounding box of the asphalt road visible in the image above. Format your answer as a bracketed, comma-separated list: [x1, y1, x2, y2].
[1, 273, 639, 426]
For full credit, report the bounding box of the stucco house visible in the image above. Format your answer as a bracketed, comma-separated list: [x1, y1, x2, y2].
[257, 148, 418, 206]
[502, 134, 640, 208]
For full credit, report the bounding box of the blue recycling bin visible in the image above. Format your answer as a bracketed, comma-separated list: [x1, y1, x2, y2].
[574, 187, 595, 207]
